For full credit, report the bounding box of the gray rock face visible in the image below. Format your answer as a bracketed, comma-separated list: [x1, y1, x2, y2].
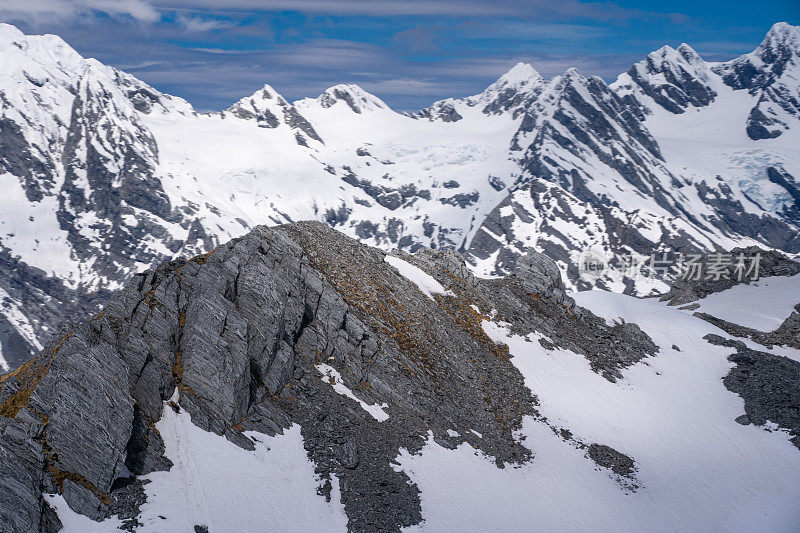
[693, 180, 800, 252]
[747, 106, 785, 139]
[695, 305, 800, 350]
[0, 315, 37, 369]
[705, 334, 800, 449]
[660, 247, 800, 306]
[587, 443, 636, 478]
[340, 172, 430, 212]
[0, 117, 55, 202]
[513, 250, 574, 309]
[439, 191, 479, 208]
[714, 22, 800, 140]
[410, 102, 463, 122]
[767, 166, 800, 220]
[464, 178, 699, 292]
[623, 44, 717, 114]
[0, 222, 656, 532]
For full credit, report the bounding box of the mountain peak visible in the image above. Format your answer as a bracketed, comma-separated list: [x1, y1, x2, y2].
[647, 44, 704, 66]
[316, 83, 388, 113]
[645, 42, 706, 69]
[762, 21, 800, 47]
[0, 22, 73, 52]
[753, 22, 800, 63]
[242, 83, 288, 104]
[609, 38, 718, 115]
[546, 67, 585, 94]
[0, 22, 24, 40]
[258, 83, 280, 97]
[562, 66, 583, 79]
[716, 21, 800, 92]
[482, 62, 543, 95]
[324, 83, 378, 98]
[676, 43, 702, 61]
[225, 82, 325, 142]
[444, 61, 545, 118]
[0, 22, 84, 75]
[652, 44, 677, 57]
[497, 62, 542, 85]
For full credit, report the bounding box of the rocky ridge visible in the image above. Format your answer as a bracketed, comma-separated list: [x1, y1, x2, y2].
[0, 222, 656, 532]
[704, 334, 800, 449]
[659, 246, 800, 306]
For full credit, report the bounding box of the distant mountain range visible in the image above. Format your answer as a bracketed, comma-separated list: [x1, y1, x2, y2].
[1, 22, 799, 369]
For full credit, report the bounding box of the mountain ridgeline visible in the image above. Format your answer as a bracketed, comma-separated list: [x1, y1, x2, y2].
[0, 22, 799, 370]
[0, 222, 658, 531]
[2, 222, 800, 531]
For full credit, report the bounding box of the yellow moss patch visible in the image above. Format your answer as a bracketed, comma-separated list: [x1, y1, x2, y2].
[435, 295, 509, 360]
[172, 350, 197, 396]
[178, 383, 197, 396]
[0, 332, 72, 418]
[189, 248, 216, 265]
[48, 465, 111, 506]
[172, 350, 184, 383]
[33, 409, 111, 506]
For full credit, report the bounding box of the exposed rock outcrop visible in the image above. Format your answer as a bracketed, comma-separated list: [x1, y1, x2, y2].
[0, 222, 657, 532]
[704, 334, 800, 450]
[695, 304, 800, 350]
[660, 247, 800, 306]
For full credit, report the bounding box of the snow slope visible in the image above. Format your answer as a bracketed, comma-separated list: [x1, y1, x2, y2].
[46, 395, 350, 532]
[45, 494, 123, 532]
[384, 255, 454, 300]
[691, 273, 800, 331]
[316, 363, 390, 422]
[393, 291, 800, 532]
[135, 396, 349, 532]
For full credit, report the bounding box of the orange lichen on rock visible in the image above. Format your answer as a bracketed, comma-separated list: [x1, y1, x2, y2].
[435, 294, 510, 360]
[32, 409, 112, 506]
[172, 350, 196, 396]
[48, 465, 111, 506]
[172, 350, 184, 383]
[189, 248, 216, 265]
[0, 332, 72, 418]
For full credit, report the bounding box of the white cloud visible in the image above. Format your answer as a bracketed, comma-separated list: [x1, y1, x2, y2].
[177, 14, 231, 32]
[192, 47, 256, 54]
[0, 0, 238, 31]
[151, 0, 518, 17]
[359, 77, 465, 96]
[87, 0, 159, 21]
[149, 0, 677, 22]
[0, 0, 160, 22]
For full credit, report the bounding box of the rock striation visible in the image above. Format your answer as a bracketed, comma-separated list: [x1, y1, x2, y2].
[0, 222, 657, 532]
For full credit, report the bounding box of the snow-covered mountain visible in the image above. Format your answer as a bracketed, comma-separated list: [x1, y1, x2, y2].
[1, 222, 798, 532]
[1, 22, 800, 369]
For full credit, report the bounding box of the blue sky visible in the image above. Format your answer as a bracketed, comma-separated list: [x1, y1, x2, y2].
[2, 0, 798, 110]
